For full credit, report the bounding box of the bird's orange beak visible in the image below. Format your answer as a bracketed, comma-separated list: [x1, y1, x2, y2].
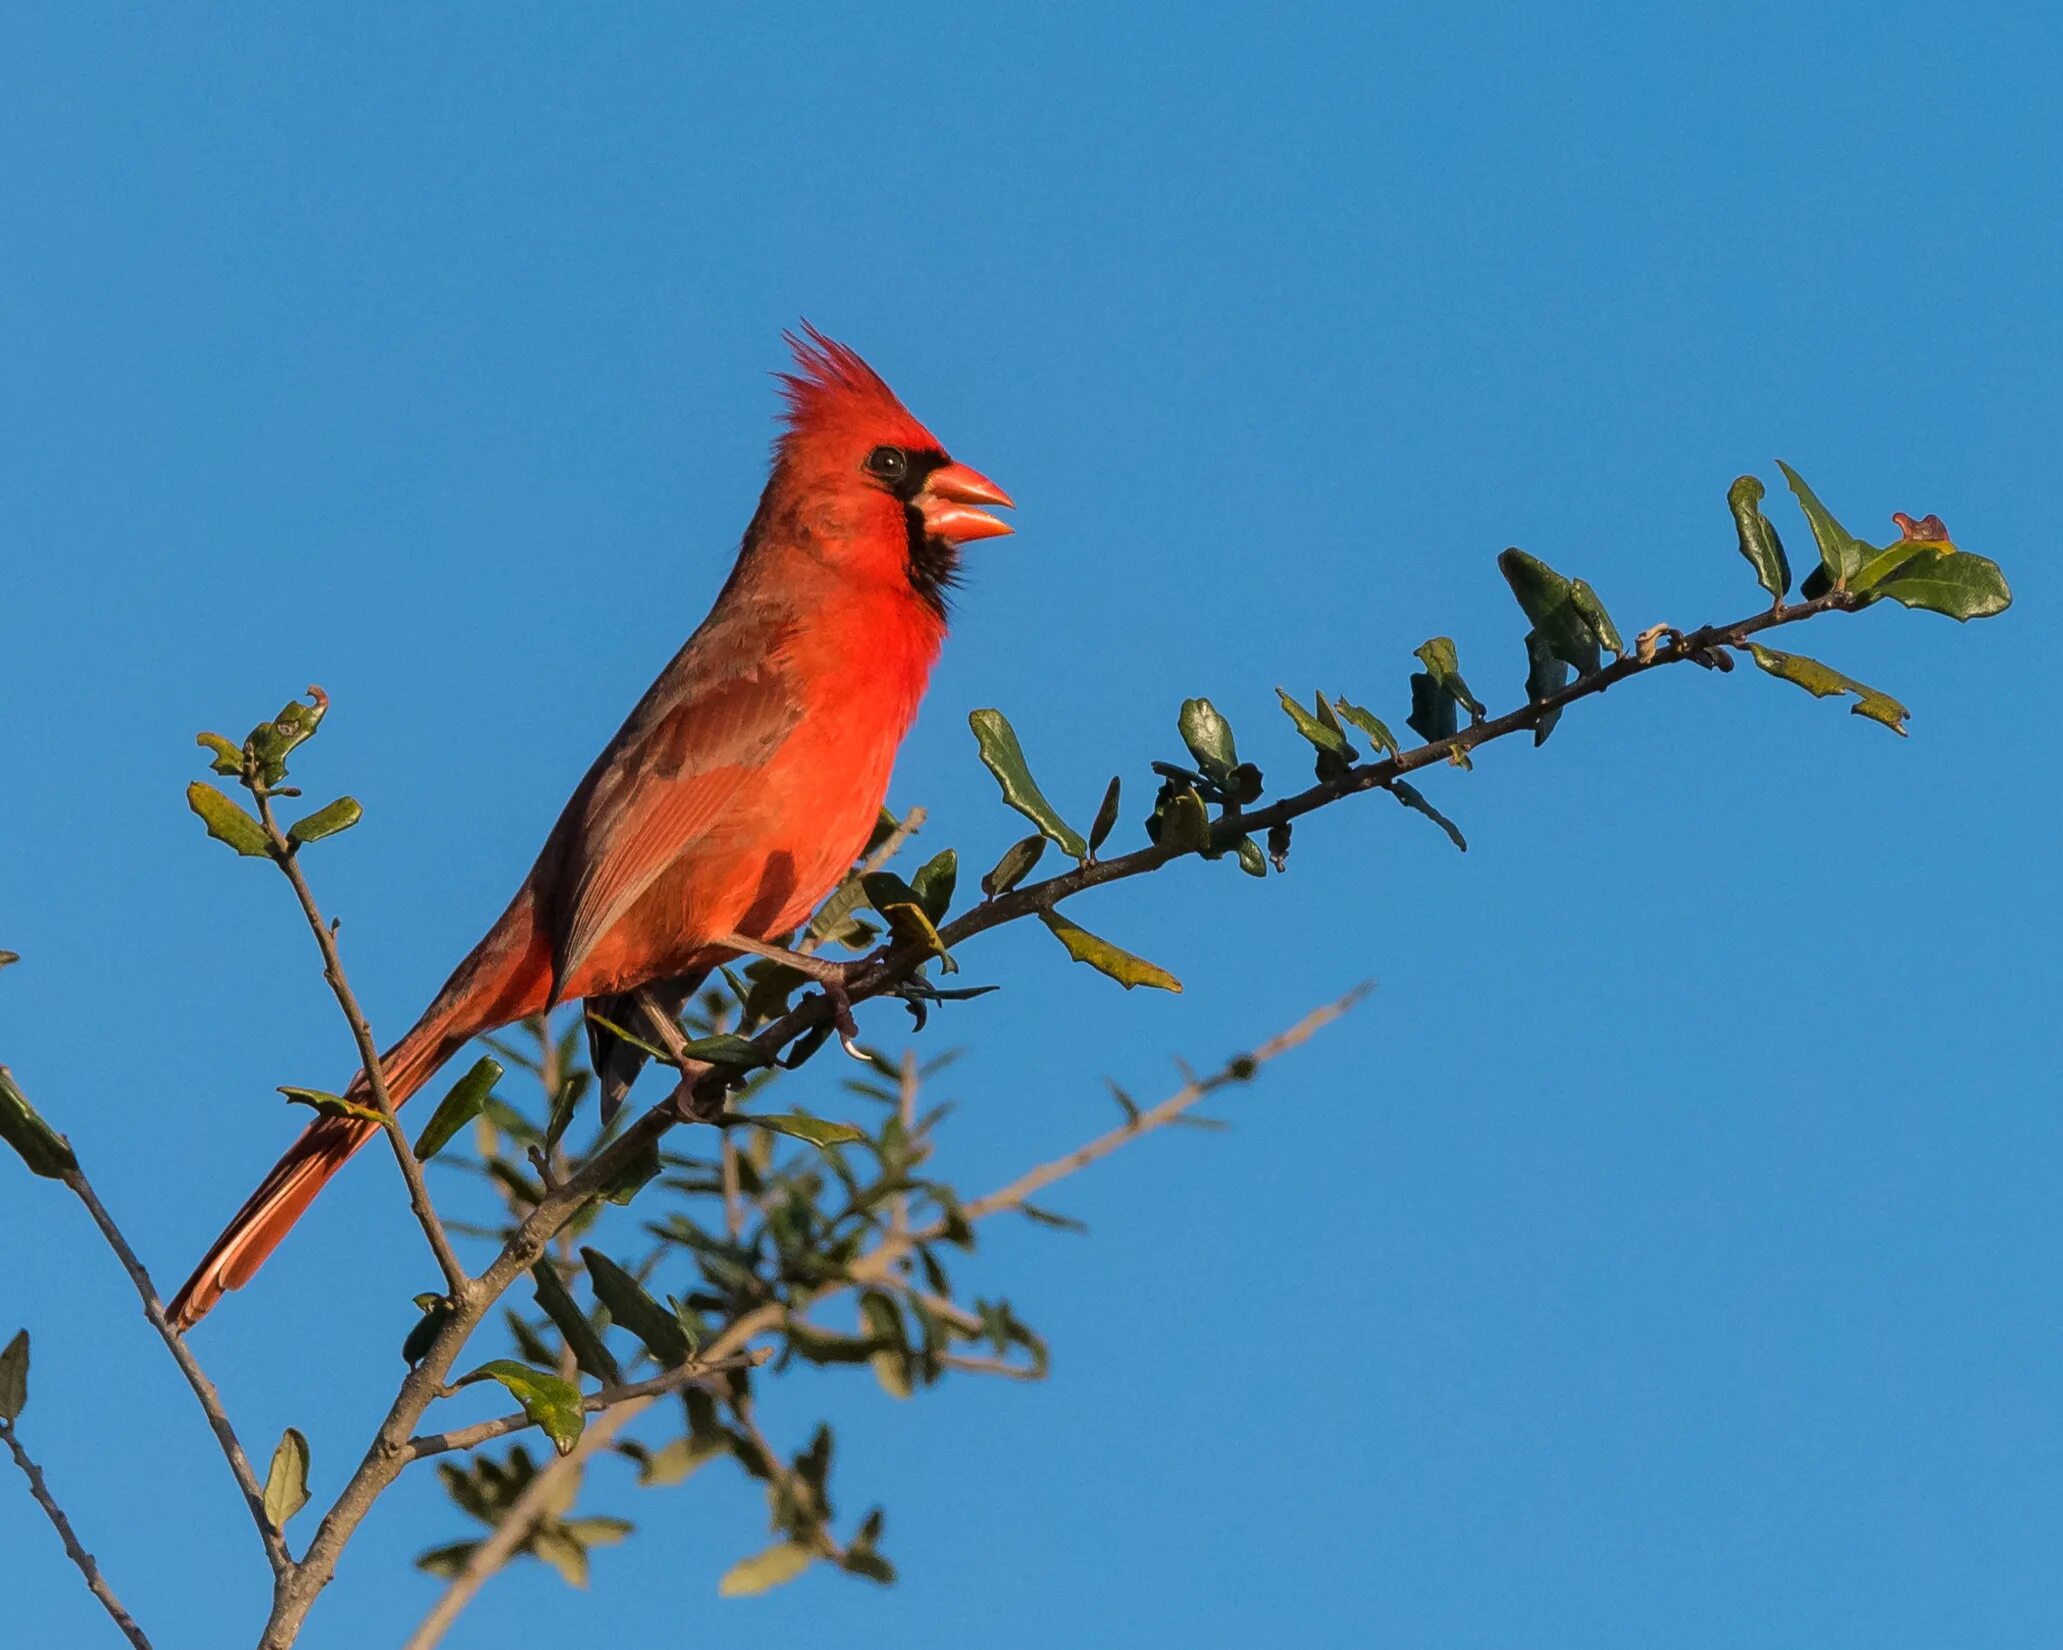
[919, 462, 1015, 544]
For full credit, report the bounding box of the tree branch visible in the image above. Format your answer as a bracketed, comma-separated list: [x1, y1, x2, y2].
[2, 1417, 155, 1650]
[251, 789, 471, 1303]
[404, 1349, 768, 1460]
[266, 588, 1856, 1646]
[60, 1168, 292, 1574]
[550, 592, 1862, 1208]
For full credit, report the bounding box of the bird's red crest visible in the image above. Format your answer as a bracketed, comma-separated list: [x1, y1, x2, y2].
[775, 324, 939, 455]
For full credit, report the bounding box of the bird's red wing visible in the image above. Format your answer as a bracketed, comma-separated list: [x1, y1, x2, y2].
[552, 659, 804, 993]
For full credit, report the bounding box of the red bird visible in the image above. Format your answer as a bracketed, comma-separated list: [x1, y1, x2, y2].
[167, 328, 1012, 1329]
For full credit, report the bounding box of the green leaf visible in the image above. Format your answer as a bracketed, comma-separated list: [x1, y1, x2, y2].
[579, 1013, 672, 1069]
[1390, 781, 1468, 851]
[1178, 697, 1240, 781]
[786, 1318, 879, 1367]
[1727, 475, 1791, 602]
[859, 1292, 912, 1400]
[287, 797, 363, 846]
[528, 1526, 590, 1588]
[968, 709, 1088, 859]
[909, 849, 958, 924]
[185, 782, 272, 858]
[1408, 637, 1486, 744]
[413, 1057, 502, 1162]
[246, 689, 328, 786]
[1332, 699, 1399, 758]
[1847, 540, 1935, 592]
[544, 1067, 589, 1152]
[0, 1329, 27, 1422]
[804, 873, 874, 952]
[1777, 461, 1871, 590]
[0, 1068, 77, 1179]
[1523, 631, 1571, 747]
[1413, 638, 1486, 718]
[675, 1032, 773, 1071]
[581, 1248, 692, 1366]
[1232, 835, 1266, 877]
[1859, 548, 2012, 621]
[1566, 580, 1624, 657]
[747, 1113, 868, 1149]
[1275, 687, 1352, 756]
[562, 1515, 634, 1549]
[843, 1549, 897, 1584]
[280, 1086, 389, 1126]
[458, 1360, 585, 1455]
[1108, 1081, 1140, 1124]
[1155, 786, 1211, 853]
[415, 1539, 480, 1579]
[1407, 673, 1456, 743]
[862, 871, 948, 957]
[1745, 644, 1908, 735]
[719, 1541, 814, 1598]
[637, 1435, 726, 1487]
[1037, 911, 1182, 993]
[195, 732, 243, 776]
[1496, 550, 1599, 674]
[531, 1261, 624, 1387]
[263, 1427, 311, 1529]
[1088, 776, 1122, 855]
[597, 1136, 663, 1206]
[980, 833, 1046, 898]
[402, 1294, 455, 1366]
[1020, 1203, 1089, 1234]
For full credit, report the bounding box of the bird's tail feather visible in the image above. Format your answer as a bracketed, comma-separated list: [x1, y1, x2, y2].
[166, 892, 549, 1331]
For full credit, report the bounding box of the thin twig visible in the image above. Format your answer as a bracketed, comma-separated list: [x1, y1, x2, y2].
[61, 1170, 292, 1574]
[938, 1352, 1042, 1381]
[252, 789, 472, 1302]
[405, 1349, 767, 1459]
[963, 986, 1370, 1222]
[2, 1420, 156, 1649]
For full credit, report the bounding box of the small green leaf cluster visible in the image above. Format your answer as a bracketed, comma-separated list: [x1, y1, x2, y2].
[184, 686, 364, 861]
[420, 1005, 1049, 1597]
[418, 1442, 633, 1587]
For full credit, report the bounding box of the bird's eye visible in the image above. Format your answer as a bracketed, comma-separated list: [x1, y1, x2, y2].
[865, 446, 909, 481]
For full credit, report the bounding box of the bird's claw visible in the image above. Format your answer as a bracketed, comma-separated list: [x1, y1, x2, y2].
[814, 975, 868, 1061]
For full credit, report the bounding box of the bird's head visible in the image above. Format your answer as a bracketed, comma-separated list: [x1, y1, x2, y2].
[769, 325, 1013, 613]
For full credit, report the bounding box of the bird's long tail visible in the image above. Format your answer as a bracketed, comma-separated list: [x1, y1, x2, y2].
[166, 892, 552, 1331]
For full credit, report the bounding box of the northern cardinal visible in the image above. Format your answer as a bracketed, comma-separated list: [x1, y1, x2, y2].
[167, 328, 1012, 1330]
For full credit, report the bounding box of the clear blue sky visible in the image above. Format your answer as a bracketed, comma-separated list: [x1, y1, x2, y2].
[3, 5, 2058, 1646]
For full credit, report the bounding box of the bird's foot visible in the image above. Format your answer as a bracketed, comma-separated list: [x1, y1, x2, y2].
[715, 932, 870, 1061]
